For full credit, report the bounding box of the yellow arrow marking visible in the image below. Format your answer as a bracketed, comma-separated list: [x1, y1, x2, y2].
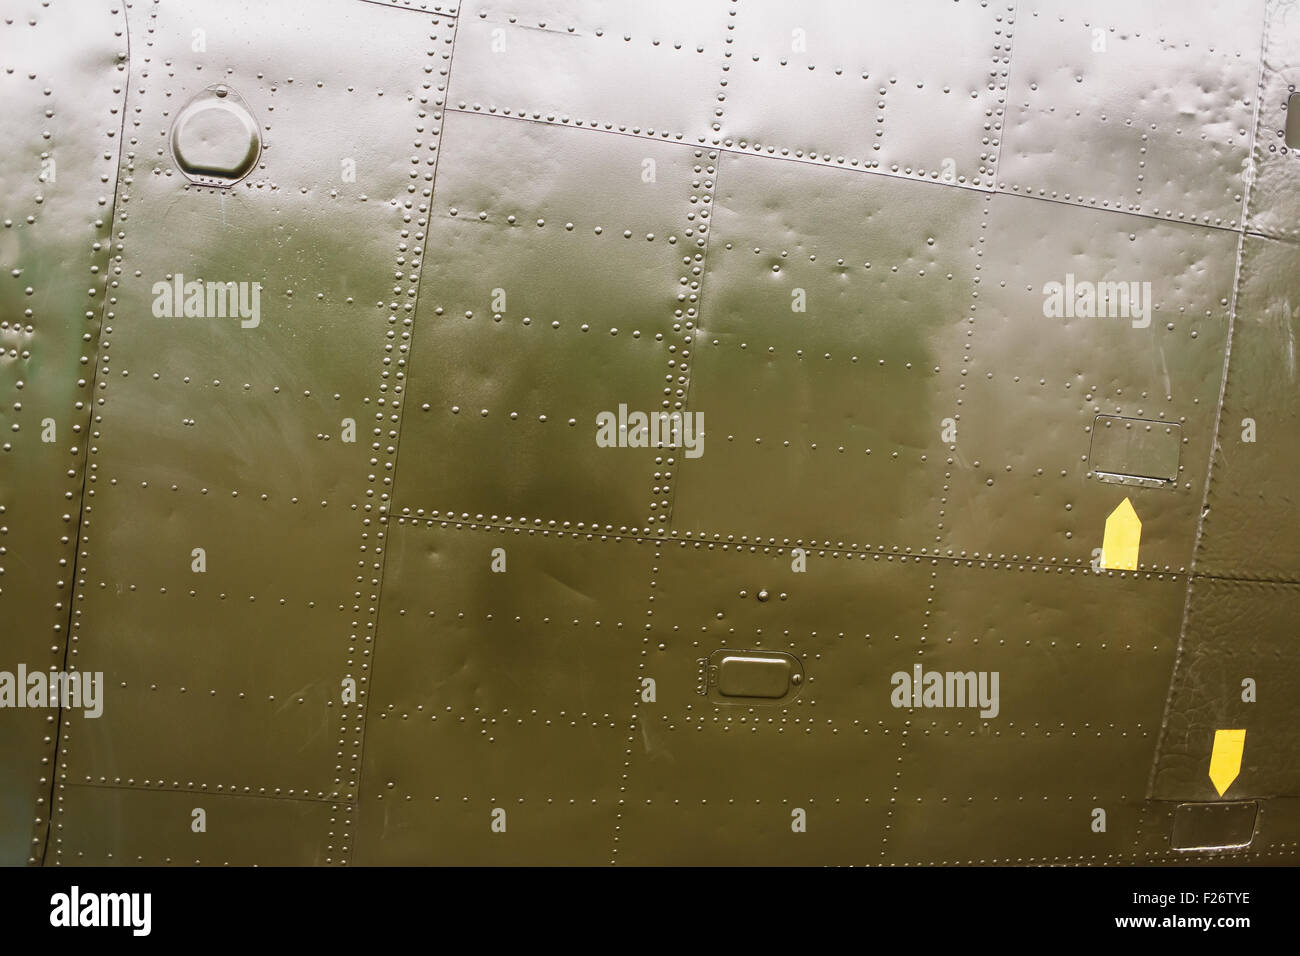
[1209, 729, 1246, 796]
[1101, 497, 1141, 570]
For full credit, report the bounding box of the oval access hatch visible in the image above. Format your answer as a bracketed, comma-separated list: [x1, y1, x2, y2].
[170, 85, 261, 186]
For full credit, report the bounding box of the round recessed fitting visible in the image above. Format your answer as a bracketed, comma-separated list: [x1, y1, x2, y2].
[170, 84, 260, 186]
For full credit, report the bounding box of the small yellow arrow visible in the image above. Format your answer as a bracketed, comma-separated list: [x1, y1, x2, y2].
[1101, 497, 1141, 570]
[1209, 729, 1246, 796]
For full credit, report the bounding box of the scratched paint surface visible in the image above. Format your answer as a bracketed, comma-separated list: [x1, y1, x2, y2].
[1, 0, 1297, 865]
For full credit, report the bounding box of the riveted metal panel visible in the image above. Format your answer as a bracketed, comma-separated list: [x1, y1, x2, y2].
[614, 541, 923, 865]
[42, 0, 457, 865]
[394, 112, 697, 531]
[898, 730, 1156, 845]
[885, 562, 1184, 863]
[1151, 578, 1300, 801]
[673, 152, 984, 548]
[888, 794, 1155, 865]
[1000, 0, 1264, 227]
[53, 785, 339, 866]
[3, 0, 1299, 869]
[617, 668, 900, 864]
[1252, 796, 1300, 857]
[1247, 0, 1300, 242]
[1196, 236, 1300, 580]
[720, 0, 1013, 186]
[356, 796, 619, 866]
[364, 518, 654, 718]
[0, 0, 127, 866]
[363, 0, 459, 15]
[448, 2, 733, 145]
[923, 562, 1184, 729]
[940, 192, 1233, 571]
[59, 596, 344, 799]
[618, 791, 893, 867]
[354, 517, 652, 864]
[641, 542, 930, 724]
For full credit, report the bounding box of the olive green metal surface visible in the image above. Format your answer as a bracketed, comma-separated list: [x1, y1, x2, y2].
[1, 0, 1298, 865]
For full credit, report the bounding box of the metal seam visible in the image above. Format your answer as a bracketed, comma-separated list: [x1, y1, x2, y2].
[1144, 0, 1273, 800]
